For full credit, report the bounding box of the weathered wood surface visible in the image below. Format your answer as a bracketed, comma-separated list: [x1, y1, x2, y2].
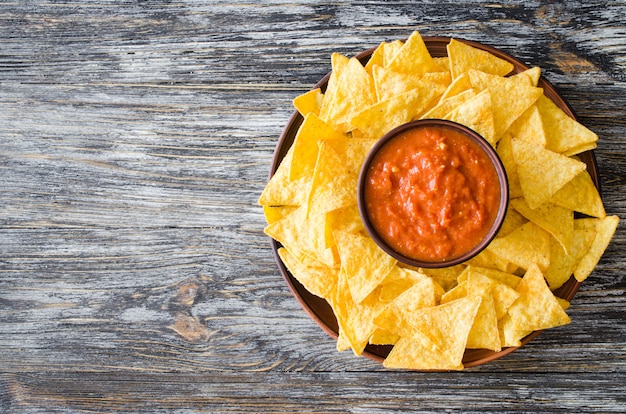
[1, 1, 625, 412]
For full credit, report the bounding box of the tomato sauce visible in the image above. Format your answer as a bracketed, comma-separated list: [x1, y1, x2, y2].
[363, 125, 502, 262]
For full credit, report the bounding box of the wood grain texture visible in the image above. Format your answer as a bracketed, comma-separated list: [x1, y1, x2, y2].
[1, 1, 625, 412]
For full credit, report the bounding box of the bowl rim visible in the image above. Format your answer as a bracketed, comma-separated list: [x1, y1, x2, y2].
[357, 118, 509, 268]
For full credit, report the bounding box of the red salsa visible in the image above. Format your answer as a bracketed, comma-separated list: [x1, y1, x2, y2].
[364, 125, 501, 262]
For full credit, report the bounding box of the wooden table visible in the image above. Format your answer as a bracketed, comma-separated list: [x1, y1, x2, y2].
[1, 1, 624, 412]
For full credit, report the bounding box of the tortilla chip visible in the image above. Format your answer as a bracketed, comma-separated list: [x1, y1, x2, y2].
[293, 88, 324, 117]
[496, 133, 524, 199]
[264, 206, 336, 267]
[383, 336, 464, 371]
[421, 88, 477, 120]
[306, 141, 359, 217]
[278, 247, 338, 300]
[372, 65, 450, 101]
[258, 145, 310, 207]
[334, 230, 397, 304]
[351, 87, 443, 139]
[320, 57, 377, 133]
[511, 138, 587, 209]
[536, 95, 598, 155]
[487, 221, 551, 271]
[386, 31, 441, 75]
[447, 38, 514, 79]
[289, 113, 346, 181]
[573, 216, 620, 282]
[550, 170, 606, 218]
[505, 105, 547, 147]
[442, 89, 497, 146]
[438, 72, 473, 103]
[510, 198, 574, 253]
[544, 227, 596, 290]
[501, 263, 571, 345]
[331, 272, 387, 356]
[468, 69, 543, 139]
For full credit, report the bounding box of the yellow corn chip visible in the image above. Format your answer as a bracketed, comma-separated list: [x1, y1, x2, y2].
[278, 247, 338, 300]
[511, 138, 587, 209]
[447, 38, 514, 79]
[495, 133, 524, 199]
[421, 88, 477, 120]
[501, 263, 571, 345]
[320, 57, 377, 133]
[264, 206, 336, 267]
[306, 141, 359, 218]
[550, 170, 606, 218]
[293, 88, 324, 117]
[536, 95, 598, 155]
[372, 65, 450, 101]
[544, 227, 596, 290]
[331, 272, 387, 356]
[510, 198, 574, 253]
[334, 230, 397, 304]
[487, 221, 551, 271]
[383, 336, 463, 371]
[573, 216, 620, 282]
[351, 87, 443, 139]
[468, 69, 543, 139]
[505, 105, 547, 147]
[258, 145, 310, 207]
[442, 88, 497, 146]
[386, 31, 441, 75]
[289, 113, 346, 181]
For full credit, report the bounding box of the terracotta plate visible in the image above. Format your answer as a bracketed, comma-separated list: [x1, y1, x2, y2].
[267, 37, 600, 368]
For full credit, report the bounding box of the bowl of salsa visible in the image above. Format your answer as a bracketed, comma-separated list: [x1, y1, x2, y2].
[358, 119, 509, 268]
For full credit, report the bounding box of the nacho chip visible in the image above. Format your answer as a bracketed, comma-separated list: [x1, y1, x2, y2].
[501, 263, 571, 346]
[386, 30, 441, 75]
[505, 105, 547, 147]
[447, 38, 514, 79]
[438, 72, 473, 102]
[263, 205, 297, 224]
[382, 40, 404, 66]
[510, 198, 574, 253]
[383, 335, 463, 371]
[442, 88, 497, 146]
[278, 247, 338, 300]
[264, 206, 336, 267]
[544, 227, 596, 290]
[468, 69, 543, 139]
[550, 170, 606, 218]
[320, 56, 377, 133]
[289, 113, 346, 181]
[372, 65, 450, 101]
[536, 94, 598, 155]
[258, 145, 310, 207]
[332, 272, 387, 356]
[351, 87, 443, 139]
[306, 141, 359, 217]
[364, 42, 387, 74]
[421, 88, 477, 120]
[293, 88, 324, 117]
[493, 134, 523, 200]
[511, 138, 587, 209]
[487, 221, 551, 271]
[573, 216, 620, 282]
[334, 230, 397, 304]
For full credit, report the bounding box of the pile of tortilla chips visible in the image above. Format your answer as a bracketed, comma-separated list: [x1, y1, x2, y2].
[259, 30, 619, 370]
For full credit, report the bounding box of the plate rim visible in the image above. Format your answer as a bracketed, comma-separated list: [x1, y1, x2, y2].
[267, 36, 600, 368]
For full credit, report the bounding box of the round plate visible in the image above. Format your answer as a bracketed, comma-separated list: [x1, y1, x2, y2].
[268, 36, 600, 368]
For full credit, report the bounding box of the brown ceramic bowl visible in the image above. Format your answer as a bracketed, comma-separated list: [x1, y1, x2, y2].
[268, 36, 601, 368]
[357, 119, 509, 269]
